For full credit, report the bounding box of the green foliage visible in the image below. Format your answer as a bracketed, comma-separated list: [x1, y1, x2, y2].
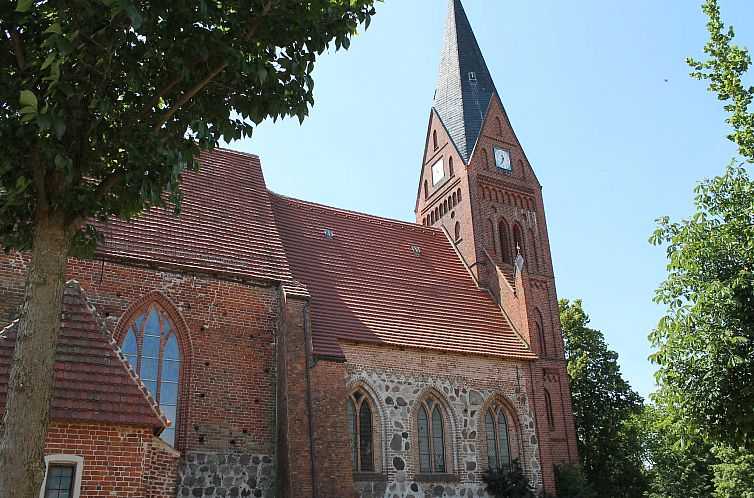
[552, 463, 596, 498]
[712, 445, 754, 498]
[481, 460, 536, 498]
[688, 0, 754, 161]
[0, 0, 378, 254]
[559, 299, 648, 498]
[640, 405, 717, 498]
[650, 0, 754, 452]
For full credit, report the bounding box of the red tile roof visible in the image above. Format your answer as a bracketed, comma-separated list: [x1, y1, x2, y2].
[269, 193, 536, 360]
[99, 149, 292, 283]
[0, 282, 168, 430]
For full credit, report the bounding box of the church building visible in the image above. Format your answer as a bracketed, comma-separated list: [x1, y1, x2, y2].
[0, 1, 578, 497]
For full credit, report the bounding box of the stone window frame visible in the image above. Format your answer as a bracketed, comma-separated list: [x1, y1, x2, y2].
[346, 381, 386, 478]
[348, 388, 382, 474]
[477, 394, 524, 473]
[114, 291, 193, 452]
[39, 454, 84, 498]
[410, 388, 457, 479]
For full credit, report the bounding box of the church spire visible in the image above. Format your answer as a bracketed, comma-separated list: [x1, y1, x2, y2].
[433, 0, 499, 164]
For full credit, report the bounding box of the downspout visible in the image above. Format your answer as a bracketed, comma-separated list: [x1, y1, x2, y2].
[303, 303, 319, 498]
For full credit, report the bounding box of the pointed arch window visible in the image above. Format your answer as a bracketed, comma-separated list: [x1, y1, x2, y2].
[485, 402, 512, 469]
[417, 397, 446, 474]
[122, 304, 181, 446]
[544, 389, 556, 430]
[347, 390, 374, 472]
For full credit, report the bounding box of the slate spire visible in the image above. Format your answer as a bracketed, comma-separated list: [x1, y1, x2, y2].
[433, 0, 499, 164]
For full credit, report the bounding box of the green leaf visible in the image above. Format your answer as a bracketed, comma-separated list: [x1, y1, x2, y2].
[19, 90, 38, 109]
[15, 0, 33, 12]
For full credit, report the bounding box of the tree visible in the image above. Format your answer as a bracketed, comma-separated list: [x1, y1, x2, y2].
[649, 0, 754, 450]
[0, 0, 377, 496]
[640, 405, 717, 498]
[559, 299, 648, 497]
[712, 445, 754, 498]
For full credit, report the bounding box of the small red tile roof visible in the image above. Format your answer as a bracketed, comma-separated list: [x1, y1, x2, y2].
[269, 193, 536, 360]
[0, 282, 168, 430]
[99, 149, 292, 283]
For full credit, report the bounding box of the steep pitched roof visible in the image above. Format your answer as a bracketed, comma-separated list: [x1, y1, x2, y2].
[0, 282, 167, 430]
[99, 149, 292, 283]
[433, 0, 499, 163]
[269, 193, 536, 361]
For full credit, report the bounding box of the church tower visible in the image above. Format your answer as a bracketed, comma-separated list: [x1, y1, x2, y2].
[416, 0, 579, 489]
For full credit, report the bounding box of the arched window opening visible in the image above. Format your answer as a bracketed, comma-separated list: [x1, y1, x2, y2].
[544, 389, 555, 430]
[452, 192, 457, 207]
[417, 397, 447, 474]
[449, 157, 455, 176]
[482, 148, 490, 170]
[122, 303, 182, 447]
[485, 219, 495, 252]
[424, 180, 429, 199]
[496, 116, 503, 135]
[443, 200, 448, 213]
[498, 220, 512, 265]
[433, 130, 438, 149]
[529, 229, 540, 272]
[512, 224, 525, 266]
[485, 402, 512, 469]
[457, 189, 462, 203]
[535, 321, 547, 356]
[454, 222, 461, 241]
[347, 390, 375, 472]
[435, 207, 440, 220]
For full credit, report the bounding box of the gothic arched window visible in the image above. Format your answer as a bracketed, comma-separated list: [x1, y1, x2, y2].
[454, 222, 461, 241]
[499, 219, 512, 265]
[449, 157, 455, 176]
[417, 397, 447, 474]
[485, 402, 512, 469]
[347, 390, 374, 472]
[544, 389, 556, 430]
[122, 303, 181, 446]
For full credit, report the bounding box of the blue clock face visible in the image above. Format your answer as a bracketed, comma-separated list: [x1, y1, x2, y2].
[494, 147, 512, 171]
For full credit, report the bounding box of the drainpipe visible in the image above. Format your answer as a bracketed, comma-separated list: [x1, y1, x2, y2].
[303, 303, 318, 498]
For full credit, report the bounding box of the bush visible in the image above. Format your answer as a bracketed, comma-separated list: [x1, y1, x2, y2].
[554, 463, 596, 498]
[482, 460, 537, 498]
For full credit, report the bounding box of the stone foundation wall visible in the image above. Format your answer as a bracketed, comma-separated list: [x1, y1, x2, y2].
[342, 343, 541, 498]
[176, 452, 274, 498]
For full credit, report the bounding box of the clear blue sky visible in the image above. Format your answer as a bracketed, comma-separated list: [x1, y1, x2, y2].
[227, 0, 754, 399]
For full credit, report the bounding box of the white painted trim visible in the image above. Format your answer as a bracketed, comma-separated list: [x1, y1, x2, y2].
[39, 454, 84, 498]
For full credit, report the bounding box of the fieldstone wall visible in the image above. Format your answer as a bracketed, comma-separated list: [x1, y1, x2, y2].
[176, 452, 274, 498]
[345, 362, 541, 498]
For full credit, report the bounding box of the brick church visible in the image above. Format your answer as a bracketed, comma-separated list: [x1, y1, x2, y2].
[0, 1, 578, 497]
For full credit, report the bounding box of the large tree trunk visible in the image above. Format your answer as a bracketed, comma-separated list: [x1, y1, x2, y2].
[0, 215, 72, 498]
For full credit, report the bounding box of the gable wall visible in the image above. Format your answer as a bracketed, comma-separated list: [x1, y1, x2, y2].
[0, 253, 281, 498]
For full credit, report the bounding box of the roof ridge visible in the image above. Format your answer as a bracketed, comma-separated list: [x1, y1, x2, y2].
[268, 190, 441, 233]
[65, 280, 169, 431]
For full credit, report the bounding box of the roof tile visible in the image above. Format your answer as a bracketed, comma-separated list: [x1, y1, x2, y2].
[270, 193, 535, 360]
[0, 282, 168, 430]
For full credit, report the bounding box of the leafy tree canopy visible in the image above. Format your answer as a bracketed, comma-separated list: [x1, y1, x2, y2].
[559, 299, 647, 498]
[649, 0, 754, 449]
[0, 0, 377, 254]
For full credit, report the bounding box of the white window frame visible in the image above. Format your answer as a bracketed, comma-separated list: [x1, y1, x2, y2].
[39, 454, 84, 498]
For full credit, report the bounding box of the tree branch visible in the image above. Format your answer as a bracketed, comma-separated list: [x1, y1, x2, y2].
[153, 61, 228, 130]
[10, 28, 26, 70]
[153, 0, 280, 130]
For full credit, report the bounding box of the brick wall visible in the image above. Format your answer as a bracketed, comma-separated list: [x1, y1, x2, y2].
[44, 422, 178, 498]
[0, 253, 281, 497]
[310, 359, 355, 498]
